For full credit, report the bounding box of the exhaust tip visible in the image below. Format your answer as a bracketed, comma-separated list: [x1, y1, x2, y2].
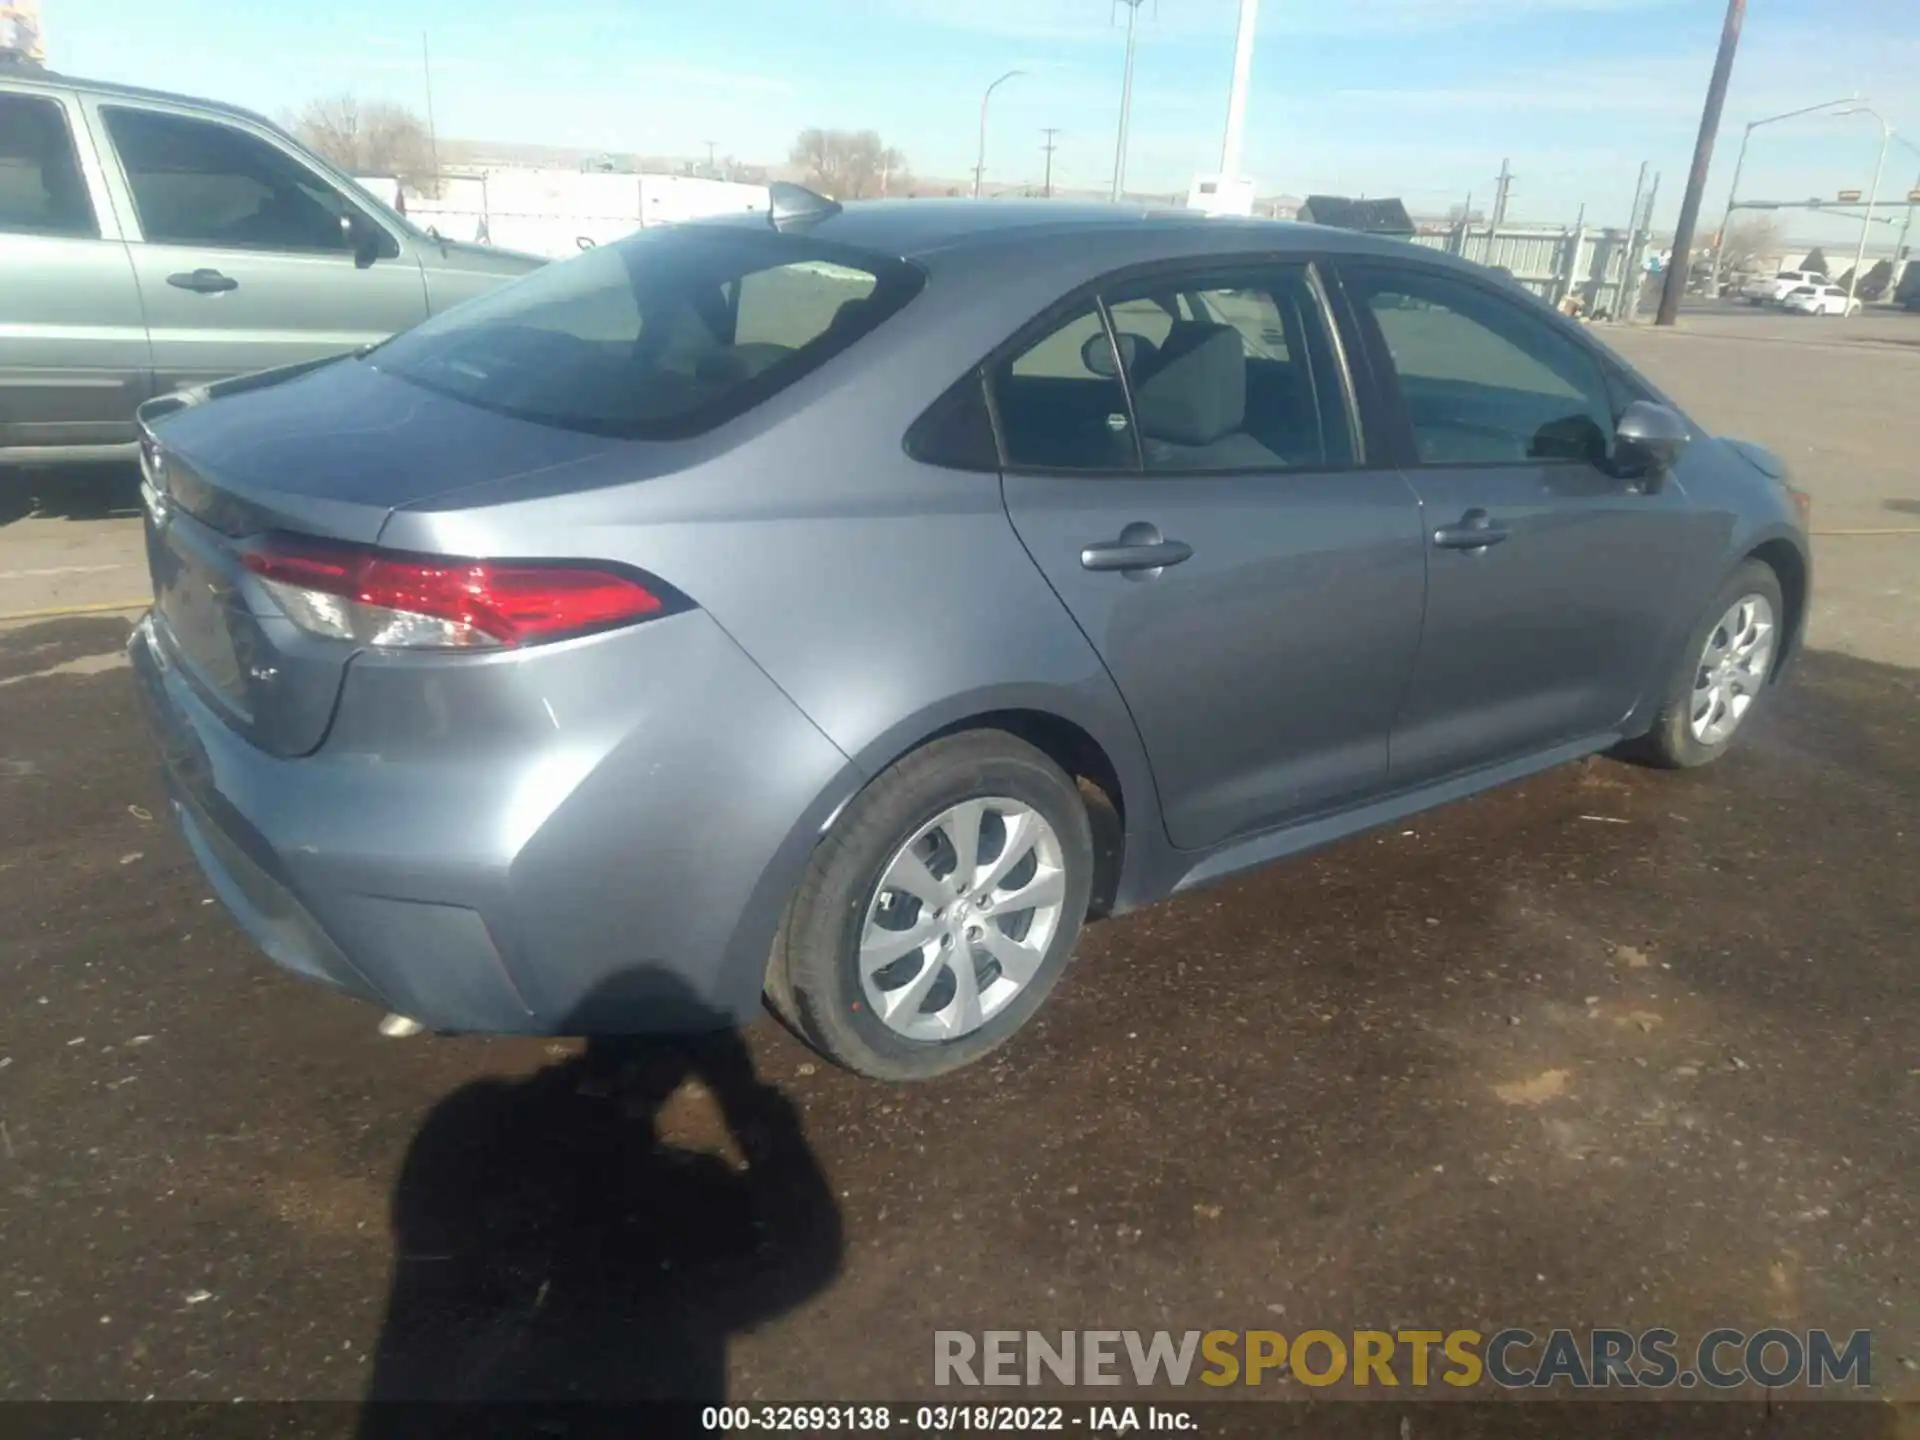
[378, 1013, 425, 1039]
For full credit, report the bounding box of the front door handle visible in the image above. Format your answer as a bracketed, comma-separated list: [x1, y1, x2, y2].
[1081, 522, 1194, 575]
[1432, 508, 1509, 551]
[166, 269, 239, 294]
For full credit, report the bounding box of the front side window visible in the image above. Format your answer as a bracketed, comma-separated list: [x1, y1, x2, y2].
[371, 227, 922, 439]
[102, 106, 371, 255]
[0, 94, 97, 239]
[1348, 265, 1614, 467]
[1106, 267, 1354, 472]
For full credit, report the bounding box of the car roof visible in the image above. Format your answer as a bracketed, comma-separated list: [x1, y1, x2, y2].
[701, 197, 1417, 264]
[0, 67, 282, 134]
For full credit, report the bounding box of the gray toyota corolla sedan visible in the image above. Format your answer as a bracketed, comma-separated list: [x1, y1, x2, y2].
[130, 189, 1811, 1080]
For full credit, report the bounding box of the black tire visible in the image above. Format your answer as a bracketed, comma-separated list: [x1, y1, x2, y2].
[1625, 558, 1786, 770]
[767, 730, 1094, 1081]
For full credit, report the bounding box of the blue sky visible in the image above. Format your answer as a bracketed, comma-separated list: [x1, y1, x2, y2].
[51, 0, 1920, 238]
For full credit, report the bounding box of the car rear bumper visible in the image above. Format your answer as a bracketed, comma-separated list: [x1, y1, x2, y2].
[128, 607, 854, 1034]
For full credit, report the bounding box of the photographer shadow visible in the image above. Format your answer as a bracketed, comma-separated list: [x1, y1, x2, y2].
[358, 970, 842, 1437]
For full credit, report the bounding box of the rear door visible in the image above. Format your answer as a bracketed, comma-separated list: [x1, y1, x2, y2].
[998, 259, 1428, 851]
[84, 99, 429, 392]
[0, 87, 150, 452]
[1338, 259, 1693, 785]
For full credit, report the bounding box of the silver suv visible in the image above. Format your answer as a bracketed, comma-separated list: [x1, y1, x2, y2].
[0, 68, 544, 466]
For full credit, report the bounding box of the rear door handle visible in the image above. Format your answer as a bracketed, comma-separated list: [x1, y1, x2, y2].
[166, 269, 238, 294]
[1081, 522, 1193, 575]
[1432, 508, 1508, 550]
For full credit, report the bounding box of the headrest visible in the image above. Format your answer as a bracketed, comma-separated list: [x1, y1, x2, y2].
[1131, 323, 1245, 446]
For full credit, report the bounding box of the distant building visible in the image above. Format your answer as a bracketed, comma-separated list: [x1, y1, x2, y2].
[1296, 195, 1416, 237]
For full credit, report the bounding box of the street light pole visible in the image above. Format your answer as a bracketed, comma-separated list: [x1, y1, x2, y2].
[1844, 108, 1892, 307]
[1708, 96, 1859, 297]
[973, 70, 1024, 199]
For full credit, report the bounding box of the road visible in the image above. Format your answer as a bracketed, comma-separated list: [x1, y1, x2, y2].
[0, 312, 1915, 1414]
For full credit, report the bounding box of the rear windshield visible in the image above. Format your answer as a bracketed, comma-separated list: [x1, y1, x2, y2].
[371, 225, 923, 439]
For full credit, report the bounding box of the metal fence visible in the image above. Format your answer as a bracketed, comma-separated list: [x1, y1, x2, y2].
[1409, 223, 1656, 319]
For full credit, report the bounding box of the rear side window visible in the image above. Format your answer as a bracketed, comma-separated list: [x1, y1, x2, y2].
[0, 94, 97, 239]
[1105, 266, 1355, 472]
[990, 303, 1137, 471]
[371, 227, 923, 439]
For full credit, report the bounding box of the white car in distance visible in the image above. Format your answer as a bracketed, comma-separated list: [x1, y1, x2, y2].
[1745, 269, 1829, 305]
[1781, 283, 1862, 317]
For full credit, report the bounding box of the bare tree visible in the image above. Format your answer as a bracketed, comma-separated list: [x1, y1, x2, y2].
[788, 129, 910, 200]
[1715, 215, 1780, 274]
[292, 95, 440, 197]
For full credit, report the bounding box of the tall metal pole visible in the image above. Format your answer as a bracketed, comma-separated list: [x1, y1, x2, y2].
[1847, 115, 1891, 307]
[1706, 100, 1857, 296]
[973, 70, 1024, 199]
[1707, 124, 1755, 299]
[1219, 0, 1259, 182]
[1619, 161, 1647, 319]
[421, 32, 441, 193]
[1656, 0, 1745, 325]
[1110, 0, 1145, 202]
[1041, 128, 1060, 198]
[1626, 171, 1660, 322]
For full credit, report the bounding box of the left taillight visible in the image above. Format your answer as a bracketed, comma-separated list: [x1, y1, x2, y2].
[242, 536, 670, 650]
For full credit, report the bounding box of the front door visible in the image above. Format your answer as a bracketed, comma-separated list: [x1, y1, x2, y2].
[85, 100, 428, 393]
[1338, 260, 1693, 785]
[998, 261, 1428, 851]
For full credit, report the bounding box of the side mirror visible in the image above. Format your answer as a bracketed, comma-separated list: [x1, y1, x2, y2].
[1081, 330, 1143, 379]
[342, 212, 384, 269]
[1614, 400, 1689, 487]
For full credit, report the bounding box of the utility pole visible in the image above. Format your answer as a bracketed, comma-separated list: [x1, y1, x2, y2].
[1040, 128, 1061, 198]
[1623, 171, 1660, 323]
[1657, 0, 1746, 325]
[1490, 158, 1514, 226]
[421, 32, 441, 192]
[1110, 0, 1148, 202]
[702, 140, 718, 172]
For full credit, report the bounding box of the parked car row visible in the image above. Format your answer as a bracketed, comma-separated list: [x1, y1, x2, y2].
[0, 69, 545, 466]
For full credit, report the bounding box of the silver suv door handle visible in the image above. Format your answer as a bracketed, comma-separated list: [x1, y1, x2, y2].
[167, 269, 239, 294]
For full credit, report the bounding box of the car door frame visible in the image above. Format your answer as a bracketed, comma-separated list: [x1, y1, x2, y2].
[72, 93, 427, 391]
[0, 80, 154, 456]
[982, 248, 1437, 851]
[1325, 252, 1701, 780]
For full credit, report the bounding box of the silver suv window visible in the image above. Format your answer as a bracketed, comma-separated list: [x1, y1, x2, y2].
[371, 225, 924, 439]
[101, 106, 364, 254]
[0, 93, 97, 239]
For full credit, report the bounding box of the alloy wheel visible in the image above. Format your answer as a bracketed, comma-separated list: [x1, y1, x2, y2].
[1690, 593, 1775, 745]
[859, 798, 1067, 1042]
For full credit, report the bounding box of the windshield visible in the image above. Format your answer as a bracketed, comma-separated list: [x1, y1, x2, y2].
[372, 225, 923, 439]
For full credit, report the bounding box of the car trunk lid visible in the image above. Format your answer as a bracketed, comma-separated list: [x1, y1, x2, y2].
[140, 357, 619, 757]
